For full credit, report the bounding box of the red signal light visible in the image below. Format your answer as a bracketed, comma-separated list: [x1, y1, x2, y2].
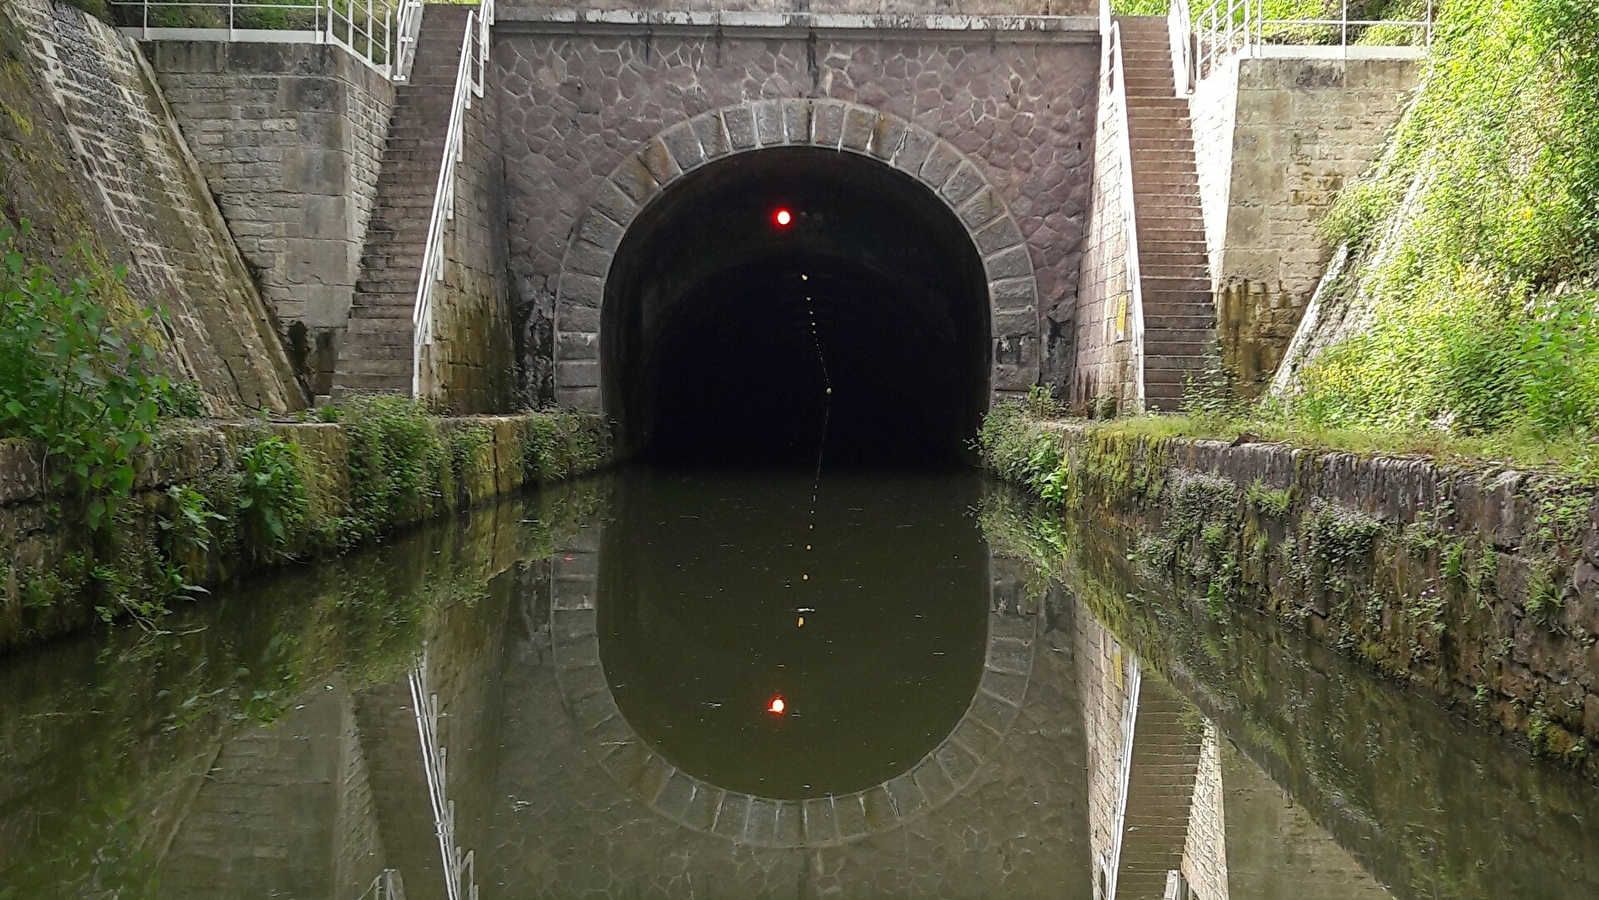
[773, 208, 793, 227]
[769, 696, 786, 714]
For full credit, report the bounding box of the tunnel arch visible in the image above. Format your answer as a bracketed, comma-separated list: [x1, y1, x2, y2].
[553, 99, 1041, 461]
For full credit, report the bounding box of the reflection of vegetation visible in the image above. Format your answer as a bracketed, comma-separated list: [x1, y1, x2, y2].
[979, 491, 1599, 900]
[980, 404, 1592, 767]
[0, 484, 601, 896]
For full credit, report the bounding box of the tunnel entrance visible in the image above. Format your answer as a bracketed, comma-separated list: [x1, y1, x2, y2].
[602, 147, 992, 466]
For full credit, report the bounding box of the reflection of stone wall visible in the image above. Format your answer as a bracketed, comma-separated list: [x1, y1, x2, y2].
[503, 0, 1095, 12]
[161, 678, 385, 900]
[475, 525, 1092, 897]
[1075, 601, 1132, 892]
[495, 21, 1098, 402]
[1180, 725, 1229, 900]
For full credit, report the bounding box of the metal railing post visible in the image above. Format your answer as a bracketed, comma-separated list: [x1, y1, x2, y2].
[1341, 0, 1348, 51]
[227, 0, 234, 40]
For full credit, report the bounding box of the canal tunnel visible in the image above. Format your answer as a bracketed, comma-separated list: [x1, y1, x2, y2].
[602, 147, 992, 465]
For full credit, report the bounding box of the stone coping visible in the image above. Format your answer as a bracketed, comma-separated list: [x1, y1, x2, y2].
[546, 520, 1039, 848]
[496, 8, 1100, 41]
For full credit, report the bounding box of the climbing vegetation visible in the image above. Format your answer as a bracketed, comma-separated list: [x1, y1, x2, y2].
[1298, 0, 1599, 452]
[0, 222, 201, 532]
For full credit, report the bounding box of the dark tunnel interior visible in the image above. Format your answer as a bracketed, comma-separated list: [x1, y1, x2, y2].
[602, 147, 992, 466]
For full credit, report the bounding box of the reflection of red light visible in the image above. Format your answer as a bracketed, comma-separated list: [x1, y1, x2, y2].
[769, 696, 786, 714]
[774, 208, 793, 227]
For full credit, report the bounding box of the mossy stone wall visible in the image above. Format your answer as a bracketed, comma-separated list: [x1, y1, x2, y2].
[0, 410, 611, 651]
[983, 414, 1599, 777]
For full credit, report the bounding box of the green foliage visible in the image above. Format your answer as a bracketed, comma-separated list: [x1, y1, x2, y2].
[1245, 479, 1293, 517]
[339, 395, 448, 541]
[155, 484, 223, 595]
[520, 409, 611, 484]
[234, 436, 308, 559]
[977, 401, 1075, 503]
[0, 223, 176, 531]
[1299, 0, 1599, 453]
[1306, 500, 1383, 574]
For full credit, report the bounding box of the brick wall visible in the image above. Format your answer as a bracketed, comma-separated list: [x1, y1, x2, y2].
[147, 41, 397, 395]
[1071, 54, 1138, 412]
[1189, 56, 1418, 395]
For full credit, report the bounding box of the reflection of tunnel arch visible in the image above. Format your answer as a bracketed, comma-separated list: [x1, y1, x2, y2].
[544, 484, 1040, 848]
[553, 100, 1041, 461]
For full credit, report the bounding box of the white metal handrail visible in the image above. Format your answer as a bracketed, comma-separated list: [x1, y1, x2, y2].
[1194, 0, 1434, 79]
[1167, 0, 1195, 95]
[111, 0, 401, 77]
[392, 0, 423, 82]
[411, 0, 492, 398]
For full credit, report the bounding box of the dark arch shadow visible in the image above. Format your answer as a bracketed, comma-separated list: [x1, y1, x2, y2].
[601, 146, 992, 465]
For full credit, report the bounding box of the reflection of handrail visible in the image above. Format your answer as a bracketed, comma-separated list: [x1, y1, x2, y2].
[362, 869, 407, 900]
[110, 0, 398, 78]
[411, 0, 492, 398]
[1104, 655, 1142, 900]
[409, 651, 480, 900]
[1193, 0, 1433, 79]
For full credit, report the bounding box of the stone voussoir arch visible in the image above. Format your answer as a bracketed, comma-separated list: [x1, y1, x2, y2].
[552, 98, 1042, 410]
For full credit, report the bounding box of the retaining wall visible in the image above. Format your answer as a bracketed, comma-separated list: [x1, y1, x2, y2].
[147, 40, 397, 396]
[1, 0, 305, 413]
[0, 410, 610, 650]
[988, 417, 1599, 779]
[1189, 56, 1418, 394]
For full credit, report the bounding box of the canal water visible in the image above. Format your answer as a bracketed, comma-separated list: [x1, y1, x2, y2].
[3, 467, 1598, 899]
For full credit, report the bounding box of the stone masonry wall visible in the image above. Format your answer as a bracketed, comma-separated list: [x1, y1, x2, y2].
[0, 411, 610, 650]
[1011, 420, 1599, 785]
[147, 41, 397, 396]
[494, 23, 1100, 404]
[2, 0, 304, 413]
[422, 64, 517, 413]
[1071, 45, 1136, 412]
[1188, 56, 1417, 395]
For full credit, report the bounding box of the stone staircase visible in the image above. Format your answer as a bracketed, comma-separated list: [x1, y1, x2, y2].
[333, 5, 473, 397]
[1118, 16, 1217, 412]
[1116, 682, 1206, 897]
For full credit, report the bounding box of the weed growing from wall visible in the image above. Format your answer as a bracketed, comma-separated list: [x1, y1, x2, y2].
[0, 223, 198, 532]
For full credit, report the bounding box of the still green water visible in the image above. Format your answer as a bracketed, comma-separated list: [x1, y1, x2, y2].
[0, 467, 1596, 899]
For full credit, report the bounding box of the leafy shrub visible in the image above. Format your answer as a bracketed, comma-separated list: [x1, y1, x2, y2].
[339, 395, 447, 540]
[0, 223, 178, 530]
[234, 436, 308, 559]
